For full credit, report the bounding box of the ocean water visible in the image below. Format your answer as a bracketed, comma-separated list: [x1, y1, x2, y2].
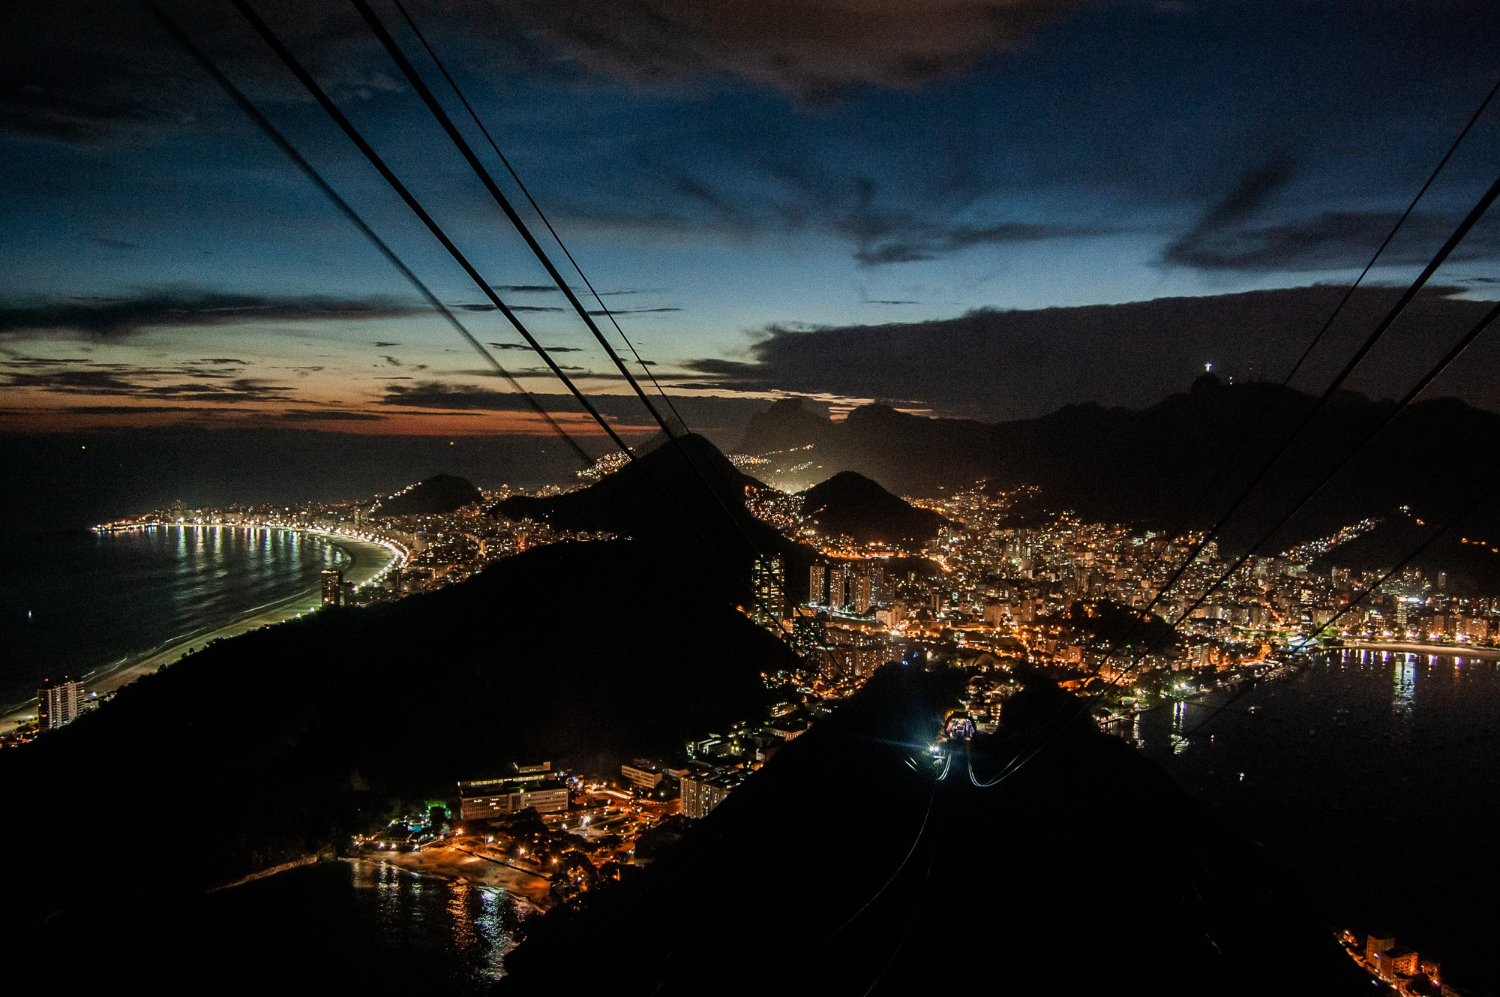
[0, 524, 346, 706]
[1137, 650, 1500, 993]
[30, 859, 536, 991]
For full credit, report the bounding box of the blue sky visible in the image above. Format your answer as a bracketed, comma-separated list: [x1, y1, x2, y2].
[2, 0, 1497, 436]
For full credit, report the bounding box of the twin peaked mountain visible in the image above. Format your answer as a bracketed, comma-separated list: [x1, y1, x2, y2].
[493, 434, 942, 602]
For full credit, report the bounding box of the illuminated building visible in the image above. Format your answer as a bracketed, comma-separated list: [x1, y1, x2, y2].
[1365, 932, 1395, 964]
[824, 631, 886, 679]
[1459, 614, 1490, 641]
[321, 569, 345, 607]
[37, 678, 83, 731]
[829, 563, 851, 610]
[1374, 947, 1419, 981]
[809, 563, 827, 605]
[458, 762, 568, 820]
[852, 570, 873, 614]
[621, 760, 665, 791]
[681, 766, 747, 819]
[751, 555, 786, 627]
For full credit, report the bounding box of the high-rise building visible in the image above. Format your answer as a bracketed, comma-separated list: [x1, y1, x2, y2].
[829, 563, 851, 610]
[808, 563, 827, 606]
[37, 678, 83, 731]
[1382, 948, 1419, 979]
[852, 570, 873, 614]
[321, 569, 345, 607]
[1365, 931, 1396, 965]
[751, 555, 786, 627]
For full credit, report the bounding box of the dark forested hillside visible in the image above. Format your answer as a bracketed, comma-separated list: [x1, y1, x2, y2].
[496, 433, 818, 602]
[501, 664, 1368, 996]
[798, 470, 947, 546]
[372, 474, 483, 516]
[0, 539, 793, 932]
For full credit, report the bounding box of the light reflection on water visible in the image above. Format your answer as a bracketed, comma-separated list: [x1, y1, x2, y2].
[36, 858, 536, 991]
[1, 525, 346, 701]
[1129, 649, 1500, 993]
[347, 859, 532, 983]
[1392, 653, 1416, 712]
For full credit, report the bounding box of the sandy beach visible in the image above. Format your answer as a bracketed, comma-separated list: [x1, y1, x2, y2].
[3, 531, 398, 732]
[354, 846, 555, 910]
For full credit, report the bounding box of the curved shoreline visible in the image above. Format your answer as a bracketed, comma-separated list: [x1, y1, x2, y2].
[3, 526, 401, 731]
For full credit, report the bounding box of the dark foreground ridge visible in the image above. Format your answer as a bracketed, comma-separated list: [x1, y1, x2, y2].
[0, 539, 792, 937]
[502, 666, 1367, 997]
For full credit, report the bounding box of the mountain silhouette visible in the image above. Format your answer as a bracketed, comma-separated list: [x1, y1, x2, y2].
[496, 433, 813, 602]
[740, 379, 1500, 555]
[799, 470, 947, 547]
[372, 473, 483, 516]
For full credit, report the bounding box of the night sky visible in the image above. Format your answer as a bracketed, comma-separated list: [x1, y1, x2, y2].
[3, 0, 1498, 438]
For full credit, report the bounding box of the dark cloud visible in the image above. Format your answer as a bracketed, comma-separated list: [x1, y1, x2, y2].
[278, 409, 386, 423]
[2, 368, 144, 395]
[1, 361, 293, 403]
[490, 285, 666, 298]
[587, 306, 683, 315]
[461, 303, 566, 313]
[683, 285, 1500, 420]
[372, 341, 401, 347]
[497, 0, 1087, 96]
[1162, 153, 1297, 268]
[3, 0, 1083, 146]
[199, 357, 248, 365]
[381, 382, 530, 412]
[0, 291, 424, 341]
[594, 167, 1114, 265]
[854, 221, 1109, 266]
[50, 404, 237, 416]
[1164, 209, 1500, 272]
[486, 342, 584, 353]
[0, 1, 412, 144]
[382, 355, 403, 367]
[376, 380, 793, 442]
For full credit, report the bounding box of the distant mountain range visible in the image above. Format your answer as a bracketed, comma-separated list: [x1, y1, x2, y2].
[371, 474, 482, 517]
[798, 470, 947, 546]
[741, 377, 1500, 557]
